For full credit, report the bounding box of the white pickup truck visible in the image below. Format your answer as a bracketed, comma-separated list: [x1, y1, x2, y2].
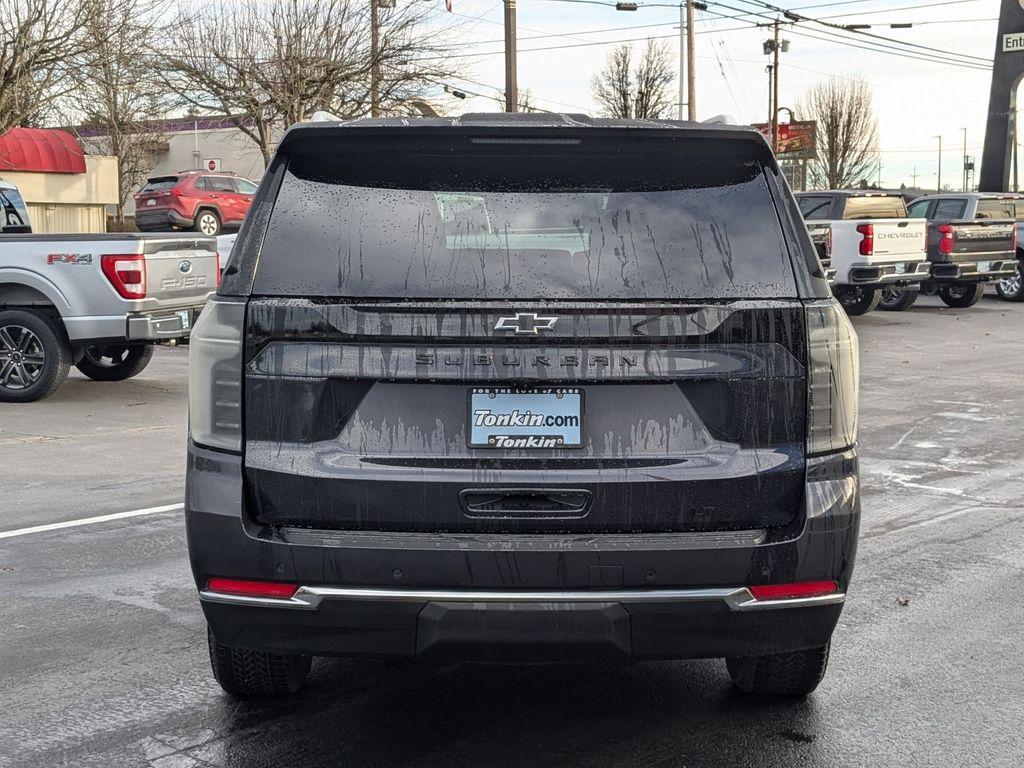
[795, 191, 929, 315]
[0, 180, 219, 402]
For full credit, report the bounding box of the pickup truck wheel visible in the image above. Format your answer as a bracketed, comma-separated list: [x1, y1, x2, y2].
[878, 287, 918, 311]
[208, 627, 312, 697]
[725, 643, 830, 697]
[195, 209, 222, 236]
[938, 283, 985, 308]
[75, 344, 154, 381]
[0, 309, 71, 403]
[995, 269, 1024, 301]
[835, 286, 880, 316]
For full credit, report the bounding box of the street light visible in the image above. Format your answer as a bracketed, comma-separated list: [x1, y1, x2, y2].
[934, 134, 943, 192]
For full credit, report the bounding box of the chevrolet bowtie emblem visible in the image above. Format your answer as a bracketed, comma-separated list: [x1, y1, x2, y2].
[494, 312, 559, 335]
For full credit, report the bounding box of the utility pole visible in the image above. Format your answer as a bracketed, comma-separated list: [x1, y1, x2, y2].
[503, 0, 518, 112]
[678, 3, 685, 119]
[961, 127, 968, 192]
[686, 0, 696, 120]
[934, 134, 942, 192]
[370, 0, 380, 117]
[771, 19, 780, 152]
[912, 165, 918, 189]
[765, 65, 774, 134]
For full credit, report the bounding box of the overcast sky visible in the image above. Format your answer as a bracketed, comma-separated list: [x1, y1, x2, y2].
[429, 0, 1001, 189]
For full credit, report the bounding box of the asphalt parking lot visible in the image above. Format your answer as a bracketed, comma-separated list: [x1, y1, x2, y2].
[2, 294, 1023, 768]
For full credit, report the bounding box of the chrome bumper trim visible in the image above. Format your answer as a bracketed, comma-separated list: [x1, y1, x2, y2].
[198, 585, 846, 612]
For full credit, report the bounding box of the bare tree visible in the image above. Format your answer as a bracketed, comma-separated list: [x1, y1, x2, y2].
[493, 87, 540, 113]
[0, 0, 98, 133]
[592, 40, 674, 120]
[799, 77, 879, 189]
[67, 0, 170, 224]
[163, 0, 454, 166]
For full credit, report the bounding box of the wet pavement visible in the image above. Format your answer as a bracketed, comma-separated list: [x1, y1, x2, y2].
[2, 294, 1023, 767]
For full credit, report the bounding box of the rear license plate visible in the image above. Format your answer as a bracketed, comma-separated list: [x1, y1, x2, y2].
[469, 388, 583, 449]
[146, 199, 156, 206]
[977, 261, 991, 272]
[177, 309, 191, 330]
[893, 262, 906, 273]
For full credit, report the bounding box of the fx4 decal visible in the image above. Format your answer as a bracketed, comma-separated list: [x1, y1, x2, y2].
[47, 253, 93, 265]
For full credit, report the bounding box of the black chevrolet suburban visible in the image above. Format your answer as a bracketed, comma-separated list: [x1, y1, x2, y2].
[186, 115, 860, 698]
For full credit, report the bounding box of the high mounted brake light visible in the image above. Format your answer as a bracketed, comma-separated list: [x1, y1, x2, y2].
[856, 223, 874, 256]
[937, 223, 955, 255]
[101, 253, 146, 299]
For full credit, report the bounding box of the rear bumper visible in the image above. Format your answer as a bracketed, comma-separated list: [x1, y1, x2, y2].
[126, 305, 205, 341]
[926, 259, 1018, 283]
[135, 208, 193, 231]
[186, 442, 860, 661]
[843, 260, 930, 286]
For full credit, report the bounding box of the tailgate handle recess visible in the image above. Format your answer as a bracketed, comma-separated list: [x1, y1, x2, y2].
[460, 488, 592, 519]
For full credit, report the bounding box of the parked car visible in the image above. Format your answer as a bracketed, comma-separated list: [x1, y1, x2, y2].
[187, 115, 860, 699]
[0, 180, 219, 402]
[795, 191, 928, 315]
[906, 193, 1024, 302]
[134, 171, 259, 236]
[874, 194, 1018, 310]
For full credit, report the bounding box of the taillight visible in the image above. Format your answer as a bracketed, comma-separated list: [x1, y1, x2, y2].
[856, 223, 874, 256]
[172, 188, 185, 197]
[206, 578, 298, 599]
[101, 254, 146, 299]
[749, 581, 839, 601]
[937, 223, 955, 255]
[806, 300, 859, 455]
[189, 297, 244, 452]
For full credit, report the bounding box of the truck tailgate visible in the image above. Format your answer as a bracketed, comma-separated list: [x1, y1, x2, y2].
[932, 220, 1015, 263]
[142, 236, 219, 305]
[864, 218, 926, 259]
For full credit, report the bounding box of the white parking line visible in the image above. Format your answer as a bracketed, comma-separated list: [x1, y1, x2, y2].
[0, 503, 183, 540]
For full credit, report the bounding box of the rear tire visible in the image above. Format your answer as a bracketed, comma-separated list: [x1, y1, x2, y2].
[938, 283, 984, 308]
[994, 268, 1024, 301]
[835, 286, 880, 316]
[878, 286, 918, 311]
[75, 344, 154, 381]
[725, 643, 831, 697]
[0, 309, 71, 403]
[207, 627, 312, 697]
[194, 208, 222, 236]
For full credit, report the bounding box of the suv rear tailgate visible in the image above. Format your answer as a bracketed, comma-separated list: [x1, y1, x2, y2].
[238, 127, 810, 536]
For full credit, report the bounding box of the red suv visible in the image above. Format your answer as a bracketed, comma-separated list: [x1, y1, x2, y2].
[134, 171, 259, 236]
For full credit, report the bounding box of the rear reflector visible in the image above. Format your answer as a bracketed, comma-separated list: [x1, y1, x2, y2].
[749, 581, 839, 601]
[206, 578, 298, 599]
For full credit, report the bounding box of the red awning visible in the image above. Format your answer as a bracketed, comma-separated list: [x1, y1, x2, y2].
[0, 128, 87, 174]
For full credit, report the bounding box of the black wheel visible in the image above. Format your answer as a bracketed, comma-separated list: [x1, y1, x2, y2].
[878, 286, 918, 312]
[994, 268, 1024, 301]
[0, 309, 71, 403]
[194, 208, 222, 236]
[208, 627, 312, 697]
[835, 286, 880, 316]
[75, 343, 154, 381]
[938, 283, 984, 308]
[725, 643, 831, 697]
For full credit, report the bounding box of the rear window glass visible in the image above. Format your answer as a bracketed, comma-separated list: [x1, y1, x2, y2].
[797, 195, 832, 220]
[934, 199, 966, 219]
[253, 137, 797, 300]
[841, 196, 907, 220]
[976, 199, 1017, 219]
[141, 177, 178, 192]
